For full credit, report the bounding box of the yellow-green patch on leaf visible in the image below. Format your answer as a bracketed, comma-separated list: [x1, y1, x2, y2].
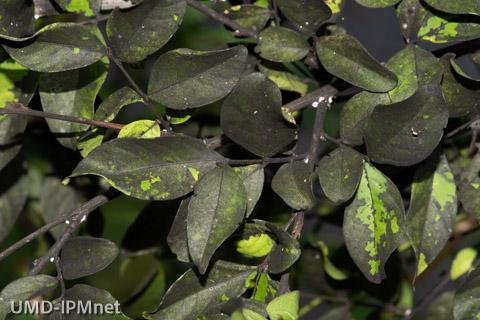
[118, 120, 161, 139]
[65, 0, 95, 16]
[451, 247, 477, 280]
[0, 59, 29, 108]
[237, 234, 275, 258]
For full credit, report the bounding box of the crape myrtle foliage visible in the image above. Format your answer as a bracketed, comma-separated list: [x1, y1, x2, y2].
[1, 0, 480, 319]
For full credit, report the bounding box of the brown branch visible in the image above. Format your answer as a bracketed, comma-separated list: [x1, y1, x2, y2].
[185, 0, 258, 38]
[284, 85, 338, 112]
[224, 154, 306, 166]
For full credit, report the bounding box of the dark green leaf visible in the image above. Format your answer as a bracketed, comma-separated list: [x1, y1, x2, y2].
[453, 268, 480, 320]
[459, 154, 480, 219]
[317, 146, 364, 203]
[396, 0, 428, 42]
[106, 0, 186, 63]
[423, 0, 480, 16]
[220, 72, 296, 157]
[224, 5, 271, 32]
[0, 115, 27, 171]
[94, 87, 142, 122]
[343, 162, 405, 283]
[150, 261, 255, 320]
[39, 60, 108, 149]
[406, 155, 457, 275]
[0, 176, 29, 242]
[0, 275, 57, 309]
[255, 26, 310, 62]
[258, 65, 308, 96]
[187, 166, 247, 274]
[167, 198, 190, 263]
[355, 0, 400, 8]
[148, 46, 248, 109]
[427, 292, 454, 320]
[364, 85, 449, 166]
[69, 136, 223, 200]
[54, 0, 101, 16]
[271, 162, 315, 210]
[60, 236, 119, 280]
[266, 222, 301, 274]
[276, 0, 332, 34]
[233, 165, 264, 217]
[0, 0, 35, 39]
[3, 23, 106, 72]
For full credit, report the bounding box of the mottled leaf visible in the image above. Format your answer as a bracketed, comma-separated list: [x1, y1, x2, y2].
[459, 154, 480, 219]
[167, 198, 190, 262]
[60, 236, 119, 280]
[94, 87, 142, 122]
[406, 155, 457, 275]
[69, 136, 223, 200]
[272, 162, 315, 210]
[224, 5, 271, 32]
[417, 11, 480, 43]
[364, 85, 449, 166]
[424, 0, 480, 16]
[453, 268, 480, 320]
[316, 34, 398, 92]
[0, 0, 35, 39]
[106, 0, 186, 63]
[3, 23, 106, 72]
[221, 72, 296, 157]
[317, 146, 364, 203]
[54, 0, 101, 16]
[148, 46, 247, 109]
[343, 162, 405, 283]
[150, 261, 255, 320]
[266, 222, 301, 274]
[187, 166, 247, 274]
[118, 120, 161, 139]
[355, 0, 400, 8]
[258, 65, 308, 96]
[276, 0, 332, 34]
[0, 175, 29, 242]
[233, 165, 264, 217]
[451, 248, 477, 280]
[266, 291, 299, 320]
[255, 27, 310, 63]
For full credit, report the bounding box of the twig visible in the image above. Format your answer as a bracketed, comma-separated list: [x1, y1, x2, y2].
[54, 257, 66, 300]
[269, 0, 280, 25]
[185, 0, 258, 38]
[445, 117, 480, 139]
[224, 154, 306, 165]
[283, 85, 338, 112]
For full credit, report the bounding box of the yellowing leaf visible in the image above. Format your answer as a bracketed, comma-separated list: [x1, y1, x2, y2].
[451, 248, 477, 280]
[266, 291, 300, 320]
[118, 120, 161, 139]
[237, 234, 275, 258]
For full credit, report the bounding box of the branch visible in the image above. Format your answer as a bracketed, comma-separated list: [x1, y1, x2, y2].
[284, 85, 338, 112]
[29, 194, 111, 276]
[224, 154, 306, 165]
[0, 103, 124, 131]
[185, 0, 258, 38]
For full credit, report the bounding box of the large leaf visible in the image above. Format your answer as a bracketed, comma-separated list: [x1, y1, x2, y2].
[459, 154, 480, 219]
[343, 162, 405, 283]
[233, 165, 264, 217]
[187, 166, 247, 274]
[167, 198, 190, 263]
[255, 27, 310, 63]
[316, 34, 398, 92]
[3, 23, 106, 72]
[406, 155, 457, 275]
[60, 236, 119, 280]
[69, 136, 223, 200]
[317, 146, 364, 203]
[0, 0, 35, 39]
[106, 0, 186, 63]
[276, 0, 332, 34]
[453, 268, 480, 320]
[150, 261, 255, 320]
[364, 85, 449, 166]
[220, 72, 296, 157]
[0, 175, 29, 242]
[148, 46, 247, 110]
[54, 0, 101, 16]
[424, 0, 480, 16]
[355, 0, 400, 8]
[39, 60, 108, 149]
[271, 162, 315, 210]
[417, 11, 480, 43]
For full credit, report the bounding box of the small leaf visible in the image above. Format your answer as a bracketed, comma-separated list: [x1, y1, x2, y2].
[167, 198, 190, 262]
[0, 275, 57, 307]
[396, 0, 428, 42]
[0, 175, 29, 242]
[233, 165, 265, 217]
[3, 23, 106, 72]
[94, 87, 142, 122]
[324, 0, 343, 14]
[451, 248, 477, 280]
[258, 65, 308, 96]
[459, 154, 480, 219]
[255, 26, 310, 63]
[317, 146, 364, 203]
[107, 0, 186, 63]
[0, 0, 34, 39]
[364, 85, 449, 166]
[343, 162, 405, 283]
[316, 34, 398, 92]
[69, 136, 223, 200]
[223, 5, 271, 32]
[220, 72, 296, 157]
[187, 166, 247, 274]
[150, 261, 255, 320]
[355, 0, 400, 8]
[118, 120, 161, 139]
[60, 236, 119, 280]
[237, 234, 275, 258]
[266, 291, 300, 320]
[272, 162, 316, 210]
[55, 0, 101, 16]
[148, 46, 248, 109]
[266, 222, 301, 274]
[276, 0, 332, 34]
[423, 0, 480, 16]
[453, 268, 480, 320]
[407, 155, 457, 276]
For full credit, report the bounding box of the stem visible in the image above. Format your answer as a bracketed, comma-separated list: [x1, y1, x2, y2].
[224, 154, 305, 165]
[185, 0, 258, 38]
[283, 85, 338, 112]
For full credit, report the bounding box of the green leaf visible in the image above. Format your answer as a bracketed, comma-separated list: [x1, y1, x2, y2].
[60, 236, 119, 280]
[355, 0, 400, 8]
[0, 275, 57, 310]
[459, 154, 480, 219]
[258, 65, 308, 96]
[54, 0, 101, 16]
[69, 136, 223, 200]
[94, 87, 142, 122]
[148, 46, 247, 109]
[233, 165, 265, 217]
[276, 0, 332, 34]
[313, 241, 349, 280]
[0, 116, 27, 172]
[316, 34, 397, 92]
[272, 162, 315, 210]
[453, 268, 480, 320]
[221, 73, 296, 157]
[223, 5, 271, 32]
[417, 12, 480, 43]
[0, 0, 34, 39]
[0, 175, 29, 242]
[187, 166, 247, 274]
[343, 162, 406, 283]
[167, 198, 190, 262]
[266, 221, 301, 274]
[364, 85, 449, 166]
[325, 0, 343, 14]
[237, 234, 275, 258]
[3, 23, 106, 72]
[427, 292, 454, 320]
[451, 248, 477, 280]
[266, 291, 300, 320]
[232, 309, 268, 320]
[424, 0, 480, 16]
[317, 146, 364, 203]
[106, 0, 186, 63]
[255, 26, 310, 63]
[0, 59, 36, 109]
[396, 0, 428, 42]
[406, 155, 457, 276]
[118, 120, 161, 139]
[150, 261, 255, 320]
[39, 60, 108, 149]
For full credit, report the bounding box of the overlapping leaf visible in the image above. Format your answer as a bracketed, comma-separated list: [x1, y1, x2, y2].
[0, 0, 35, 40]
[424, 0, 480, 16]
[276, 0, 332, 34]
[255, 27, 310, 63]
[233, 165, 265, 217]
[266, 222, 301, 274]
[271, 162, 315, 210]
[453, 268, 480, 320]
[54, 0, 101, 16]
[355, 0, 400, 8]
[459, 154, 480, 219]
[223, 5, 271, 32]
[0, 175, 29, 242]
